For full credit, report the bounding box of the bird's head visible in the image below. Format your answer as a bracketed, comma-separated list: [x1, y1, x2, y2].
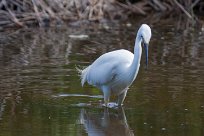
[137, 24, 152, 67]
[139, 24, 152, 44]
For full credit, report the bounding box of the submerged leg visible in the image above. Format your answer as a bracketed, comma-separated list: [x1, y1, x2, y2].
[117, 89, 127, 106]
[102, 86, 111, 107]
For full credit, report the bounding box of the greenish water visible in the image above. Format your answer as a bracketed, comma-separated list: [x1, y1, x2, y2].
[0, 22, 204, 136]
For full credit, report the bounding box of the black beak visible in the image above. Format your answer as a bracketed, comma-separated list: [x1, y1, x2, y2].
[144, 43, 148, 68]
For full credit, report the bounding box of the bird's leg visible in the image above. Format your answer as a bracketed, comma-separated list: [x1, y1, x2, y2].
[103, 86, 111, 107]
[104, 100, 109, 107]
[117, 89, 127, 106]
[104, 93, 110, 107]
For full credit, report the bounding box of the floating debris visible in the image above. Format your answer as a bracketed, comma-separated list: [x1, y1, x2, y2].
[126, 23, 132, 27]
[72, 103, 92, 107]
[69, 34, 89, 39]
[52, 93, 103, 99]
[143, 122, 147, 125]
[161, 128, 166, 131]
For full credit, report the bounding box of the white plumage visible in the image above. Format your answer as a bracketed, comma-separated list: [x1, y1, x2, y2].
[78, 24, 152, 106]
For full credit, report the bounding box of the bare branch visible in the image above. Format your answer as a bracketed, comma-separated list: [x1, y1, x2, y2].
[173, 0, 193, 19]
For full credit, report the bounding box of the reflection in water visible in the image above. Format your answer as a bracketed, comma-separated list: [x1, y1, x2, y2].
[0, 98, 6, 120]
[79, 107, 134, 136]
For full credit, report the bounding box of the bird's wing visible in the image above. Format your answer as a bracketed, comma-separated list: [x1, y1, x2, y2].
[85, 49, 133, 86]
[86, 60, 117, 86]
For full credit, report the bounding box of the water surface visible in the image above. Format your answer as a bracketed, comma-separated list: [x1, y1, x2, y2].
[0, 22, 204, 136]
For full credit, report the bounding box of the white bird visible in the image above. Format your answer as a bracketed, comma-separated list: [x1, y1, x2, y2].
[78, 24, 152, 107]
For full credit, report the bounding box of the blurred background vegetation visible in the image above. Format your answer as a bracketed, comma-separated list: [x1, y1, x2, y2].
[0, 0, 203, 30]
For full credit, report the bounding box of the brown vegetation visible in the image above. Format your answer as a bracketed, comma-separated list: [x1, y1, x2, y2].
[0, 0, 203, 29]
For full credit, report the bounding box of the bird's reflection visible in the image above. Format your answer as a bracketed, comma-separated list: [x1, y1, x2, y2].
[78, 107, 134, 136]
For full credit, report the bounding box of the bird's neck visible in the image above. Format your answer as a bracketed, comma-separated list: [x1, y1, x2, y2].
[129, 36, 142, 78]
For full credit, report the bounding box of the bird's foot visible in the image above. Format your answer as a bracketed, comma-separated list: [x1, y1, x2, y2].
[102, 102, 119, 108]
[116, 103, 123, 107]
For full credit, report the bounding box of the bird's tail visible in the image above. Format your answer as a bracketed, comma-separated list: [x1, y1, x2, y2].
[76, 65, 90, 86]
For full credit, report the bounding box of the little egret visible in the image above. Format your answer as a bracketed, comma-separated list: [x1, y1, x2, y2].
[78, 24, 152, 107]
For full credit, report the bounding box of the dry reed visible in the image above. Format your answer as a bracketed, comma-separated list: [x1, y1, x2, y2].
[0, 0, 203, 29]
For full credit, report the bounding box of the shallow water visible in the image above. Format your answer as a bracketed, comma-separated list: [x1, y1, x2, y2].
[0, 22, 204, 136]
